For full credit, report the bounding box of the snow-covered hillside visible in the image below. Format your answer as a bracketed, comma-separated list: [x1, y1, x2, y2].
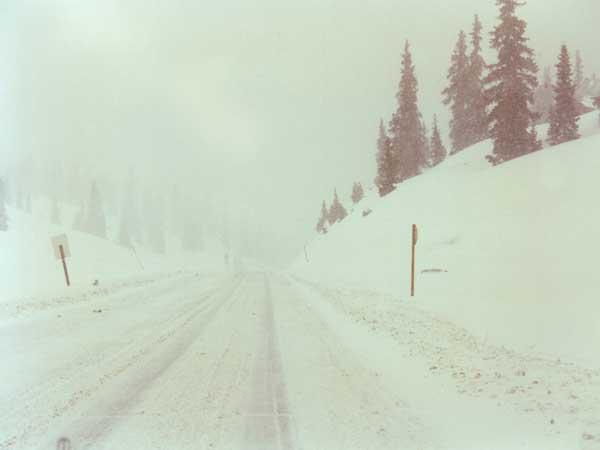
[0, 199, 229, 304]
[292, 111, 600, 365]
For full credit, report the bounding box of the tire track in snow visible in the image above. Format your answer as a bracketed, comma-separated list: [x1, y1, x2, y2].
[1, 275, 245, 450]
[86, 274, 258, 450]
[1, 275, 214, 423]
[244, 274, 294, 450]
[65, 275, 247, 450]
[1, 276, 218, 450]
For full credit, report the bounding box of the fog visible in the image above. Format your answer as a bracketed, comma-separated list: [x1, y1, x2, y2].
[1, 0, 598, 265]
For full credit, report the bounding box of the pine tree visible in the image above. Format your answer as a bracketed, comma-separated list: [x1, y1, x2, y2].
[51, 198, 61, 225]
[429, 115, 447, 167]
[168, 184, 182, 240]
[593, 96, 600, 126]
[389, 41, 427, 181]
[465, 15, 489, 145]
[533, 67, 554, 124]
[316, 201, 328, 234]
[124, 172, 143, 244]
[144, 191, 166, 254]
[328, 190, 347, 225]
[548, 45, 580, 146]
[72, 200, 85, 231]
[117, 193, 133, 248]
[0, 178, 8, 231]
[2, 178, 11, 206]
[351, 182, 364, 204]
[375, 119, 396, 196]
[25, 194, 32, 214]
[443, 30, 470, 154]
[420, 120, 430, 167]
[182, 215, 202, 252]
[574, 50, 584, 100]
[590, 74, 600, 97]
[117, 211, 132, 248]
[529, 124, 543, 152]
[16, 190, 23, 210]
[85, 182, 107, 238]
[485, 0, 539, 165]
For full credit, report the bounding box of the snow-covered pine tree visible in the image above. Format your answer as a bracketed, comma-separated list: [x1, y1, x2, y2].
[155, 194, 166, 254]
[85, 182, 107, 238]
[529, 124, 543, 153]
[117, 208, 132, 248]
[572, 51, 593, 115]
[0, 178, 8, 231]
[574, 50, 584, 100]
[590, 74, 600, 97]
[351, 182, 364, 204]
[548, 45, 580, 146]
[1, 177, 10, 207]
[375, 119, 396, 197]
[533, 67, 554, 124]
[168, 184, 181, 241]
[327, 195, 336, 225]
[182, 215, 202, 252]
[420, 120, 430, 167]
[485, 0, 539, 165]
[443, 30, 470, 154]
[593, 96, 600, 126]
[328, 190, 347, 225]
[25, 193, 32, 214]
[51, 197, 61, 225]
[16, 190, 23, 210]
[153, 219, 166, 254]
[121, 173, 142, 244]
[316, 201, 328, 234]
[390, 41, 427, 181]
[117, 187, 133, 248]
[429, 115, 447, 167]
[144, 191, 166, 254]
[465, 15, 489, 145]
[220, 211, 230, 253]
[72, 200, 85, 231]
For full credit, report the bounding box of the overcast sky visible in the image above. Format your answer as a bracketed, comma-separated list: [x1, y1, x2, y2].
[1, 0, 598, 262]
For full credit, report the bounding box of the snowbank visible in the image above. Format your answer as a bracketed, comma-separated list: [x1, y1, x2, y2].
[292, 112, 600, 366]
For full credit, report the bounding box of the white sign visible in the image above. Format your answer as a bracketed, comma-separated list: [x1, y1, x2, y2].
[51, 234, 71, 260]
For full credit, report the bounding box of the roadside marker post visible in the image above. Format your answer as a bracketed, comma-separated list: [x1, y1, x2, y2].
[51, 234, 72, 287]
[59, 245, 70, 287]
[411, 224, 418, 297]
[131, 244, 145, 270]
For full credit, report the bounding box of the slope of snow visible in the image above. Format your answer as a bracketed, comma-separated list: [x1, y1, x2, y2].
[292, 112, 600, 366]
[284, 276, 600, 450]
[0, 199, 228, 304]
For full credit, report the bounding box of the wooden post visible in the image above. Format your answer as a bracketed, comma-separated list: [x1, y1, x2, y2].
[59, 244, 70, 287]
[131, 245, 144, 270]
[411, 224, 417, 297]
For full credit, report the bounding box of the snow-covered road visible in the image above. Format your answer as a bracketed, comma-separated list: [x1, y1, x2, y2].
[1, 272, 599, 450]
